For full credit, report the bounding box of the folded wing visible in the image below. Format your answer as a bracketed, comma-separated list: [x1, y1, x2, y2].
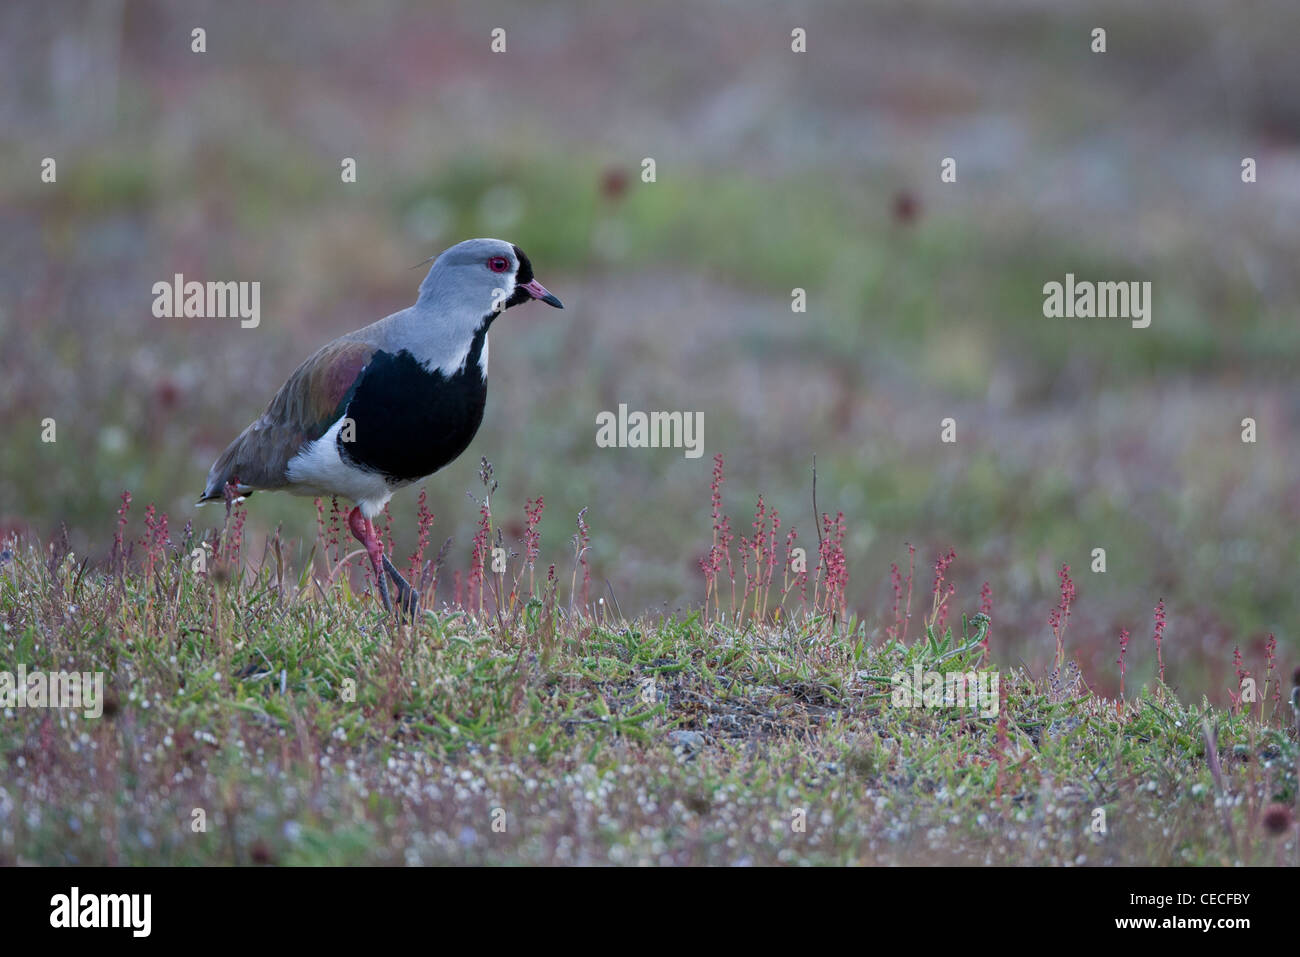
[198, 338, 376, 502]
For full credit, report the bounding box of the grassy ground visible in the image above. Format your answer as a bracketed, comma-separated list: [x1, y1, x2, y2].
[1, 495, 1295, 866]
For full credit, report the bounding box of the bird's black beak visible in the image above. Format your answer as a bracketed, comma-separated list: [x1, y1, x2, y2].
[519, 278, 564, 308]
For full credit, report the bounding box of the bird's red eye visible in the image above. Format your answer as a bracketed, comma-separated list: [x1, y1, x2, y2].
[487, 256, 509, 273]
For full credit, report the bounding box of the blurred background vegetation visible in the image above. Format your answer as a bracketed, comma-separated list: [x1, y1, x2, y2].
[3, 0, 1299, 700]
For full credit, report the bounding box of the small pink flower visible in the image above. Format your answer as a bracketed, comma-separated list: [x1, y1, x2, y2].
[1152, 599, 1167, 684]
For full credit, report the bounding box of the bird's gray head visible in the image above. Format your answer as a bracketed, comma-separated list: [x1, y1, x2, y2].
[416, 238, 563, 322]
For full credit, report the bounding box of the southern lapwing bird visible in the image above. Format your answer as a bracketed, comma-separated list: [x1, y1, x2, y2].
[198, 237, 563, 614]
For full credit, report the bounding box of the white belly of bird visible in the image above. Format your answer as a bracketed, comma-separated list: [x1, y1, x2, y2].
[285, 416, 394, 517]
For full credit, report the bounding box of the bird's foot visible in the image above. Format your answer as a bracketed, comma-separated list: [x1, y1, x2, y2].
[374, 564, 394, 614]
[348, 506, 401, 618]
[382, 554, 418, 619]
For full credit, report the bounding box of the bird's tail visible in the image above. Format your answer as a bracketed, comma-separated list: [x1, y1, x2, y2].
[197, 442, 255, 505]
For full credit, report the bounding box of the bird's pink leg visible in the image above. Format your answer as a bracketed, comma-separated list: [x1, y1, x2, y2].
[348, 506, 392, 612]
